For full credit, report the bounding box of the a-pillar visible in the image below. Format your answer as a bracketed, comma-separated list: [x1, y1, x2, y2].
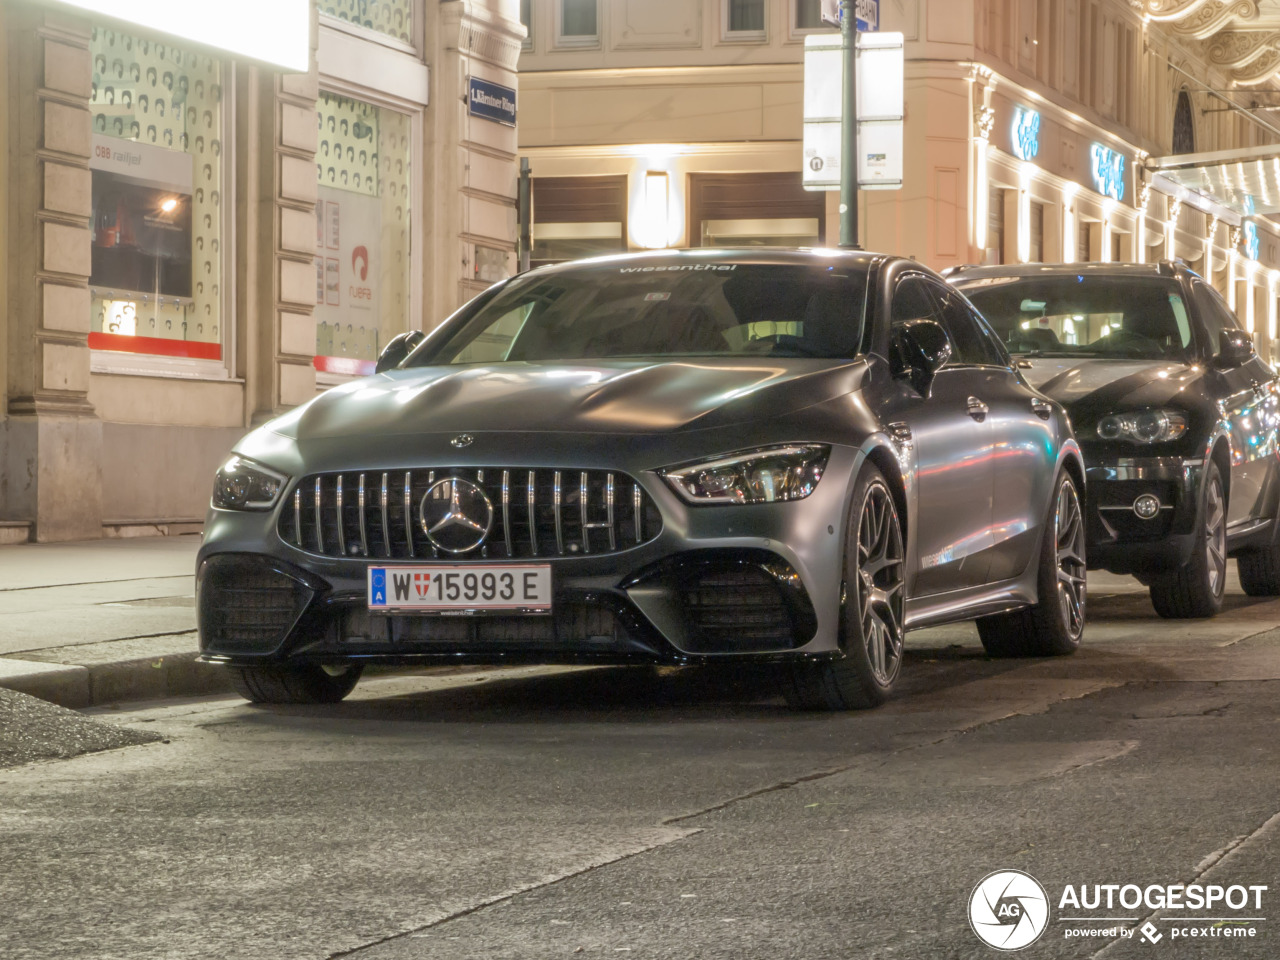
[3, 7, 102, 541]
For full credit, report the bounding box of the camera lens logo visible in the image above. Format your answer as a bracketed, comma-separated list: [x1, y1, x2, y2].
[968, 870, 1050, 951]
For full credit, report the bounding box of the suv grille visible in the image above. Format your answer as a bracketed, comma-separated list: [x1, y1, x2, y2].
[278, 468, 663, 560]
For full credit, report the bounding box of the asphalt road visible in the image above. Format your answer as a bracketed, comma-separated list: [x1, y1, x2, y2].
[2, 572, 1279, 960]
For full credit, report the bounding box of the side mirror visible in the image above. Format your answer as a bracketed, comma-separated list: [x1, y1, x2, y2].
[891, 318, 953, 395]
[1216, 328, 1255, 369]
[375, 330, 426, 373]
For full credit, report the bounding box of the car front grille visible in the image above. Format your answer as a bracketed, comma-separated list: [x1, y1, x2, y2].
[278, 468, 663, 560]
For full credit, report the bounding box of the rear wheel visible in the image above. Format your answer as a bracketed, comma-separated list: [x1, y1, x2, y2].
[782, 464, 905, 711]
[976, 471, 1086, 657]
[1237, 543, 1280, 596]
[1149, 462, 1226, 619]
[231, 663, 363, 704]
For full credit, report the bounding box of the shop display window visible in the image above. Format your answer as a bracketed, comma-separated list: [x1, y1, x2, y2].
[314, 92, 413, 379]
[89, 28, 224, 362]
[318, 0, 414, 45]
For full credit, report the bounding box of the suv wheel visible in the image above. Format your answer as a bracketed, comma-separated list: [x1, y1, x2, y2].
[1149, 462, 1226, 619]
[231, 663, 363, 704]
[977, 471, 1086, 657]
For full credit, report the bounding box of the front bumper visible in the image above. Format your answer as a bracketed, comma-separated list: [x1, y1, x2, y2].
[1083, 454, 1202, 575]
[196, 458, 857, 668]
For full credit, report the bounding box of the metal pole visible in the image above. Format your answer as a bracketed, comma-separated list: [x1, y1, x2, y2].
[517, 157, 532, 273]
[839, 0, 859, 249]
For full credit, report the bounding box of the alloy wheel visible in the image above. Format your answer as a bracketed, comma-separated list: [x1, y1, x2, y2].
[855, 481, 906, 686]
[1055, 479, 1087, 641]
[1205, 473, 1227, 597]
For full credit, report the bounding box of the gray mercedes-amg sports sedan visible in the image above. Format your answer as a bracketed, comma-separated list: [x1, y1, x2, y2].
[198, 249, 1086, 710]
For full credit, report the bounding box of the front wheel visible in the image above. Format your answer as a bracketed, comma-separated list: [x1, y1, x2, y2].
[976, 471, 1086, 657]
[1237, 542, 1280, 596]
[1149, 462, 1226, 619]
[230, 663, 363, 704]
[782, 464, 905, 711]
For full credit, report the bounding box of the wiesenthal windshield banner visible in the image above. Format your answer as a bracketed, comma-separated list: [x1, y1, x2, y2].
[51, 0, 310, 72]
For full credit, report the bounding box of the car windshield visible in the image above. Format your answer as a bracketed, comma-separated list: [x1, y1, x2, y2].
[956, 275, 1194, 361]
[409, 261, 869, 365]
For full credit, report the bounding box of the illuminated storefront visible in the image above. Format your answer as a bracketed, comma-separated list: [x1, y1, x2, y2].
[0, 0, 522, 541]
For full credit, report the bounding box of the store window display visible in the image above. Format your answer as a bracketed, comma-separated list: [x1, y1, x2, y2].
[318, 0, 414, 45]
[88, 28, 224, 361]
[314, 92, 413, 378]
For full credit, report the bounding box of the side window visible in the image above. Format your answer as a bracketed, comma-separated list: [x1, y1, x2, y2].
[927, 282, 1004, 365]
[1191, 279, 1241, 335]
[891, 275, 940, 325]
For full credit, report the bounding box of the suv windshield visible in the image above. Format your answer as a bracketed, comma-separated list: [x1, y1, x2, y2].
[956, 275, 1194, 361]
[410, 262, 869, 365]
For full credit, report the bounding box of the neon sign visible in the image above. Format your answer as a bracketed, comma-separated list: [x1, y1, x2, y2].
[1012, 107, 1041, 162]
[1244, 222, 1260, 261]
[1091, 144, 1126, 202]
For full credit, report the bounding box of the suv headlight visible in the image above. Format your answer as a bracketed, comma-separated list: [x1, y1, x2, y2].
[661, 444, 830, 505]
[212, 455, 288, 510]
[1095, 409, 1188, 444]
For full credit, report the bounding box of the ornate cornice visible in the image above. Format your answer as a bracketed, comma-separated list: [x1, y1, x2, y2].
[1206, 29, 1275, 68]
[1230, 44, 1280, 84]
[1169, 1, 1260, 41]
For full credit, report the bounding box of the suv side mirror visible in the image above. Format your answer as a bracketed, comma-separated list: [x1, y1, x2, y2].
[890, 318, 953, 395]
[1216, 328, 1255, 369]
[375, 330, 426, 373]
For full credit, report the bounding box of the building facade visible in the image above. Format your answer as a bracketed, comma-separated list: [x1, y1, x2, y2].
[517, 0, 1280, 361]
[0, 0, 524, 542]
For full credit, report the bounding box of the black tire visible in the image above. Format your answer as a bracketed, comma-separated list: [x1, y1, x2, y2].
[1237, 544, 1280, 596]
[230, 663, 363, 704]
[1149, 461, 1226, 619]
[782, 463, 905, 711]
[976, 471, 1086, 657]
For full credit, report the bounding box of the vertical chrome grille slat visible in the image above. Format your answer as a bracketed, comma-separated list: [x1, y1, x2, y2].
[314, 478, 324, 553]
[527, 470, 537, 556]
[357, 474, 368, 557]
[380, 473, 391, 558]
[335, 475, 346, 556]
[403, 471, 414, 558]
[502, 470, 513, 558]
[633, 483, 642, 543]
[553, 471, 564, 555]
[580, 471, 590, 553]
[606, 473, 616, 551]
[289, 467, 658, 559]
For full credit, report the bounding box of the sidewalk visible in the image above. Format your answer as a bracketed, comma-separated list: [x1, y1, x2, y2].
[0, 535, 228, 707]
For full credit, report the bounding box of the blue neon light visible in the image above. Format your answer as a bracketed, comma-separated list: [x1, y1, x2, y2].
[1012, 107, 1041, 162]
[1090, 144, 1126, 202]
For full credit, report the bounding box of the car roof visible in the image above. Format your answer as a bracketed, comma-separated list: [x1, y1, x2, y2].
[526, 247, 886, 275]
[947, 261, 1185, 282]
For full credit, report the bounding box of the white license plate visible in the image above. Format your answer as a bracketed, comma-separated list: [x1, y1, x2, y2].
[368, 564, 552, 612]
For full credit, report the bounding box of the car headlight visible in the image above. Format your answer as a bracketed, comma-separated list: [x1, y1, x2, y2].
[1095, 410, 1188, 443]
[660, 444, 830, 505]
[212, 455, 288, 510]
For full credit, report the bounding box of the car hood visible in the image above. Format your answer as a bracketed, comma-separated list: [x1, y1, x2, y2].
[267, 359, 868, 442]
[1016, 357, 1204, 411]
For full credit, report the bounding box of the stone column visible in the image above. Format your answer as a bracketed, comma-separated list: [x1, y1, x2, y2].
[3, 6, 102, 541]
[425, 0, 524, 325]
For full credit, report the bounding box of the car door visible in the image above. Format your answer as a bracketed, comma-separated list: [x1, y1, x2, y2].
[882, 273, 994, 596]
[1192, 280, 1278, 526]
[925, 280, 1056, 583]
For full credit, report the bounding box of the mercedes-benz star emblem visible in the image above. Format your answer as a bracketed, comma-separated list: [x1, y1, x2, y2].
[451, 434, 476, 449]
[419, 478, 494, 554]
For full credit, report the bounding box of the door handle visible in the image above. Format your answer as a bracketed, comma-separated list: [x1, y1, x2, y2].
[966, 396, 989, 421]
[1031, 397, 1053, 420]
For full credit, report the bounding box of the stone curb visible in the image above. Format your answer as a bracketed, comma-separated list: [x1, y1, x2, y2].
[0, 651, 232, 709]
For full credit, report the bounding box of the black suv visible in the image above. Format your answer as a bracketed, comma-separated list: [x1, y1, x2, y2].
[950, 261, 1280, 618]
